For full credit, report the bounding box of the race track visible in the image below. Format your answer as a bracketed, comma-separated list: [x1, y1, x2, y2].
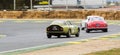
[0, 20, 120, 52]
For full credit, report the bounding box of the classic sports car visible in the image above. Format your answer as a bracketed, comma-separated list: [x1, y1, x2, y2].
[81, 16, 108, 33]
[46, 20, 80, 38]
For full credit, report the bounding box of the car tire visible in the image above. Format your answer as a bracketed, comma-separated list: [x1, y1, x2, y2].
[66, 30, 71, 38]
[86, 29, 90, 33]
[47, 34, 52, 38]
[76, 28, 80, 37]
[81, 28, 84, 30]
[57, 35, 61, 38]
[75, 32, 79, 37]
[103, 29, 108, 32]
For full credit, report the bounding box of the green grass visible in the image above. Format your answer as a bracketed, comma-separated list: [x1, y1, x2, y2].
[85, 48, 120, 55]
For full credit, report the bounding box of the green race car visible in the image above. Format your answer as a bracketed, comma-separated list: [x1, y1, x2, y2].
[46, 20, 80, 38]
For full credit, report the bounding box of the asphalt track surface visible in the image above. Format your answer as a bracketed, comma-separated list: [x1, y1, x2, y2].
[0, 20, 120, 52]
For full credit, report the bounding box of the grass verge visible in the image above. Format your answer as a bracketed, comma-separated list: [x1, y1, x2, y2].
[85, 48, 120, 55]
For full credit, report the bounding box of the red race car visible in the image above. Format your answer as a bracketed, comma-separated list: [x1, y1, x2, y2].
[85, 16, 108, 33]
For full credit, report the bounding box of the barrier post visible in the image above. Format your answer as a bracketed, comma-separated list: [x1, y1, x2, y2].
[30, 0, 33, 9]
[14, 0, 16, 10]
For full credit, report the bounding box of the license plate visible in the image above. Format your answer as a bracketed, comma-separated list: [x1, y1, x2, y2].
[52, 26, 58, 30]
[96, 24, 100, 27]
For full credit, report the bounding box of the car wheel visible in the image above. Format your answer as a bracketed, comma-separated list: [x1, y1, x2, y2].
[75, 32, 79, 37]
[76, 28, 80, 37]
[86, 29, 90, 33]
[81, 28, 84, 30]
[103, 29, 108, 32]
[66, 30, 71, 38]
[57, 35, 61, 38]
[47, 34, 52, 38]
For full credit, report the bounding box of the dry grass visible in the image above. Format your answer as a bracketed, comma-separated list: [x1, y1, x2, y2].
[18, 40, 120, 55]
[0, 10, 120, 20]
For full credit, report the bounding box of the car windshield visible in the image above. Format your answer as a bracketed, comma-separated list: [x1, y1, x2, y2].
[91, 17, 104, 21]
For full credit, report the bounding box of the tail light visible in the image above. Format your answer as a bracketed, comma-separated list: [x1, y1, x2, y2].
[60, 28, 63, 31]
[47, 28, 50, 31]
[87, 24, 91, 27]
[103, 23, 107, 27]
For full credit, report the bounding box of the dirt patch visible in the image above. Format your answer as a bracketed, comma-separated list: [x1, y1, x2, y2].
[19, 40, 120, 55]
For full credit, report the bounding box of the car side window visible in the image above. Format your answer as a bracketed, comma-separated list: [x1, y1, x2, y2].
[63, 22, 67, 25]
[88, 18, 90, 21]
[90, 18, 93, 21]
[67, 21, 72, 25]
[66, 21, 68, 25]
[69, 21, 72, 25]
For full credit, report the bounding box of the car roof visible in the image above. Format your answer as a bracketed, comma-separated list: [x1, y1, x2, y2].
[51, 20, 68, 25]
[87, 16, 102, 18]
[87, 16, 104, 19]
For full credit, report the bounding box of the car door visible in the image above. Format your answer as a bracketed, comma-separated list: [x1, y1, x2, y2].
[66, 21, 76, 34]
